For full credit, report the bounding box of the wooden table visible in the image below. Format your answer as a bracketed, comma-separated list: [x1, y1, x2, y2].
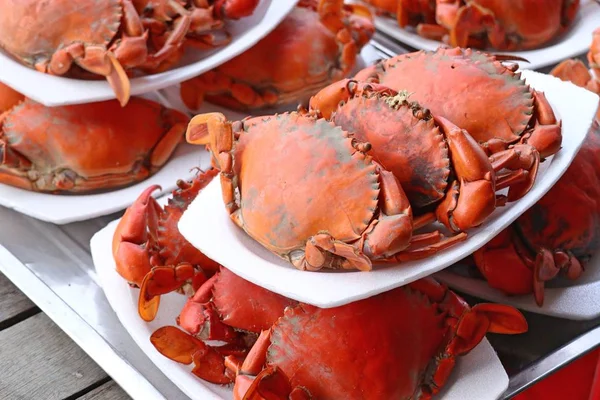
[0, 272, 130, 400]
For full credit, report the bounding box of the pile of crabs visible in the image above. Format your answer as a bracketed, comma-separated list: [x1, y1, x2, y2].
[110, 37, 600, 399]
[361, 0, 584, 51]
[0, 0, 375, 194]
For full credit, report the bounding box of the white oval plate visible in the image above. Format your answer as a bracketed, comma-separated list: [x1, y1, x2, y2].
[435, 252, 600, 321]
[91, 219, 510, 400]
[178, 70, 598, 308]
[372, 0, 599, 71]
[0, 0, 298, 107]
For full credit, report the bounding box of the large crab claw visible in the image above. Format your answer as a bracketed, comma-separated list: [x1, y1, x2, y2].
[151, 326, 233, 384]
[473, 228, 584, 306]
[139, 263, 206, 322]
[112, 184, 162, 286]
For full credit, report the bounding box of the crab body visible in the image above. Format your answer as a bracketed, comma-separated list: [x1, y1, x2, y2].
[149, 273, 527, 397]
[0, 0, 259, 105]
[431, 0, 581, 51]
[0, 97, 186, 193]
[186, 111, 466, 271]
[355, 48, 562, 160]
[179, 0, 375, 111]
[113, 169, 221, 321]
[308, 79, 540, 233]
[237, 277, 528, 399]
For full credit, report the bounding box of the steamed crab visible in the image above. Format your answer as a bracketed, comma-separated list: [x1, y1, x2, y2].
[186, 111, 467, 272]
[0, 96, 187, 193]
[472, 122, 600, 306]
[151, 273, 528, 398]
[355, 47, 563, 160]
[113, 169, 221, 321]
[471, 32, 600, 306]
[179, 0, 375, 111]
[308, 79, 541, 233]
[0, 0, 260, 105]
[364, 0, 581, 50]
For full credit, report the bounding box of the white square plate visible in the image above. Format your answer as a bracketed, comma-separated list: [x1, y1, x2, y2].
[435, 253, 600, 321]
[0, 0, 298, 107]
[178, 70, 598, 308]
[372, 0, 599, 70]
[91, 219, 510, 400]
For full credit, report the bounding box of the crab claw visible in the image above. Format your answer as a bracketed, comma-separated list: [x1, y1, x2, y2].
[177, 274, 239, 342]
[239, 367, 296, 400]
[151, 326, 232, 384]
[112, 184, 162, 286]
[450, 302, 528, 356]
[138, 263, 203, 322]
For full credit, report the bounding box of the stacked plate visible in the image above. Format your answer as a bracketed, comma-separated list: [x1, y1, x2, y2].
[90, 51, 599, 400]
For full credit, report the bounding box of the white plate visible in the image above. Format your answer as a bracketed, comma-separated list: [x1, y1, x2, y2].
[91, 219, 510, 400]
[435, 251, 600, 321]
[0, 0, 298, 107]
[0, 143, 210, 225]
[372, 0, 600, 70]
[178, 70, 598, 308]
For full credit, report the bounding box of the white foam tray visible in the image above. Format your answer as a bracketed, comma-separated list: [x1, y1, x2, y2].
[373, 0, 599, 70]
[178, 70, 598, 308]
[435, 250, 600, 321]
[0, 0, 298, 106]
[91, 219, 510, 400]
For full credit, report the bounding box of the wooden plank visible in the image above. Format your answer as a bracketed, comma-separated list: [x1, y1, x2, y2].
[0, 313, 108, 399]
[0, 272, 37, 328]
[78, 381, 131, 400]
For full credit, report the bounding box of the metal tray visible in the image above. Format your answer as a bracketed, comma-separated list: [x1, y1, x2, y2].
[0, 33, 598, 400]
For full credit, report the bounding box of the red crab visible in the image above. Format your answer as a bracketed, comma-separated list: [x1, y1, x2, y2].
[472, 121, 600, 306]
[0, 96, 187, 193]
[113, 169, 221, 321]
[179, 0, 375, 111]
[354, 47, 563, 160]
[308, 79, 541, 233]
[471, 33, 600, 306]
[186, 111, 466, 272]
[151, 274, 528, 399]
[364, 0, 581, 50]
[0, 0, 259, 105]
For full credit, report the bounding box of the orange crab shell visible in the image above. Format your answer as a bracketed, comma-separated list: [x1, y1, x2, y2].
[233, 113, 379, 257]
[180, 0, 375, 111]
[242, 277, 528, 399]
[0, 97, 187, 193]
[357, 48, 534, 147]
[437, 0, 581, 50]
[331, 90, 450, 208]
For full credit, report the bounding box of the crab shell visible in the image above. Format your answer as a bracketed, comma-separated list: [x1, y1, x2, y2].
[178, 266, 298, 340]
[435, 0, 581, 50]
[0, 97, 187, 193]
[0, 83, 24, 113]
[241, 277, 528, 399]
[355, 47, 561, 156]
[179, 0, 375, 111]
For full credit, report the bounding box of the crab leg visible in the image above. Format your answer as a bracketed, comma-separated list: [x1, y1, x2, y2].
[433, 116, 497, 232]
[523, 91, 562, 159]
[150, 326, 232, 384]
[489, 144, 540, 201]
